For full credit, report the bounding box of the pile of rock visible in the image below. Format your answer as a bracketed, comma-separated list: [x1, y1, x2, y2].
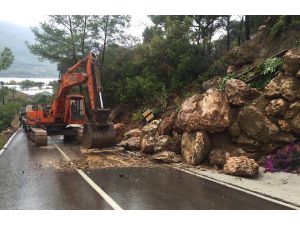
[118, 48, 300, 177]
[119, 119, 182, 163]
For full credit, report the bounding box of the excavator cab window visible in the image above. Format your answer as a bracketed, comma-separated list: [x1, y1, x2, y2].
[70, 98, 85, 120]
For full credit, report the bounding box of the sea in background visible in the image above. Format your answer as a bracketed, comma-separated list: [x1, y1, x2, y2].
[0, 77, 58, 95]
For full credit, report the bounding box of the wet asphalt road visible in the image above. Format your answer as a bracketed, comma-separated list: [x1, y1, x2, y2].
[0, 130, 291, 210]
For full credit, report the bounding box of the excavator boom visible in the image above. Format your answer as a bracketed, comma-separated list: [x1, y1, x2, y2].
[24, 52, 116, 149]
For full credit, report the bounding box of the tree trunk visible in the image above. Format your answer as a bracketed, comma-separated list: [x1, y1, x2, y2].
[285, 16, 292, 26]
[226, 16, 230, 51]
[81, 16, 87, 55]
[68, 16, 77, 64]
[245, 15, 250, 40]
[99, 15, 109, 73]
[238, 16, 244, 46]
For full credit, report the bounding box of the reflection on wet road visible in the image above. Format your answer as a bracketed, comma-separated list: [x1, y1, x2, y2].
[0, 130, 291, 209]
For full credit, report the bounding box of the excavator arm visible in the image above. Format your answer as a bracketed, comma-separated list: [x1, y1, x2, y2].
[49, 52, 116, 148]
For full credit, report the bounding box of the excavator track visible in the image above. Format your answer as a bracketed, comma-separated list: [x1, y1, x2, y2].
[27, 128, 48, 146]
[81, 123, 116, 149]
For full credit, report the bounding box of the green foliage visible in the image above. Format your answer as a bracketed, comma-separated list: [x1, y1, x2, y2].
[249, 58, 282, 89]
[118, 74, 167, 107]
[262, 58, 282, 75]
[19, 80, 45, 89]
[131, 110, 144, 122]
[270, 16, 286, 37]
[0, 102, 20, 131]
[0, 47, 14, 71]
[218, 73, 236, 91]
[27, 15, 131, 72]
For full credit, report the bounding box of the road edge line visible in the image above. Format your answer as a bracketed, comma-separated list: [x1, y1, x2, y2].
[173, 165, 300, 210]
[0, 128, 21, 157]
[53, 144, 123, 210]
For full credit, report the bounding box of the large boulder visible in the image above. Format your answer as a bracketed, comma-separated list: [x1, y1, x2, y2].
[283, 48, 300, 74]
[118, 137, 141, 151]
[223, 156, 259, 177]
[158, 112, 177, 135]
[265, 98, 287, 116]
[152, 151, 182, 163]
[238, 105, 279, 143]
[181, 131, 210, 165]
[264, 73, 300, 101]
[209, 146, 247, 168]
[176, 88, 231, 133]
[225, 79, 259, 106]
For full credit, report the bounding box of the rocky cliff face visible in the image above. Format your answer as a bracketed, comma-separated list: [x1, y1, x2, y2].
[117, 48, 300, 177]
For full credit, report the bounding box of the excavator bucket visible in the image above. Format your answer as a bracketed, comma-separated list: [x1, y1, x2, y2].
[81, 123, 116, 149]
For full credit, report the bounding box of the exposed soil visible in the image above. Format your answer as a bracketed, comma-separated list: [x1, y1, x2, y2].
[55, 148, 163, 172]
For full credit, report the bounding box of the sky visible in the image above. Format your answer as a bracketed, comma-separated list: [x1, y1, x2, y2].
[0, 15, 153, 41]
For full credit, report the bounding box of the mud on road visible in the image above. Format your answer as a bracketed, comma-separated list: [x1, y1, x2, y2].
[55, 147, 162, 172]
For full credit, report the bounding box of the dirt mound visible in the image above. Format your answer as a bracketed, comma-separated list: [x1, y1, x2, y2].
[56, 149, 156, 172]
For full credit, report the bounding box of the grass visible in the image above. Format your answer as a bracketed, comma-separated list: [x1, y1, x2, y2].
[0, 133, 7, 149]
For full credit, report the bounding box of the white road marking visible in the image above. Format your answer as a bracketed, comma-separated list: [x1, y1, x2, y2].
[173, 165, 300, 210]
[0, 128, 21, 157]
[53, 144, 123, 210]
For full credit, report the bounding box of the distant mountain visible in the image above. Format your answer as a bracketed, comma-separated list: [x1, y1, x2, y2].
[0, 21, 58, 78]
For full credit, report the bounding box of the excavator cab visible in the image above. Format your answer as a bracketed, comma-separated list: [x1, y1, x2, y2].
[65, 95, 86, 125]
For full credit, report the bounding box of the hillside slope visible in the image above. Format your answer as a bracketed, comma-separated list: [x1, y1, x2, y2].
[0, 21, 58, 78]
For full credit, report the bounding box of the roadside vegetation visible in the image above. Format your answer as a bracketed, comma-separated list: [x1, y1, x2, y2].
[26, 16, 300, 117]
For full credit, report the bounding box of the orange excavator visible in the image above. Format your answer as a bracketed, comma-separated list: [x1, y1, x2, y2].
[22, 52, 116, 149]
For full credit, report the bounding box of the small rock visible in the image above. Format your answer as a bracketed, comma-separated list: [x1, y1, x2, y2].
[284, 101, 300, 119]
[202, 76, 222, 91]
[223, 156, 259, 177]
[209, 146, 246, 168]
[118, 137, 141, 151]
[265, 98, 286, 116]
[142, 119, 162, 134]
[181, 131, 210, 165]
[278, 119, 292, 132]
[140, 134, 156, 154]
[152, 151, 182, 163]
[123, 128, 143, 139]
